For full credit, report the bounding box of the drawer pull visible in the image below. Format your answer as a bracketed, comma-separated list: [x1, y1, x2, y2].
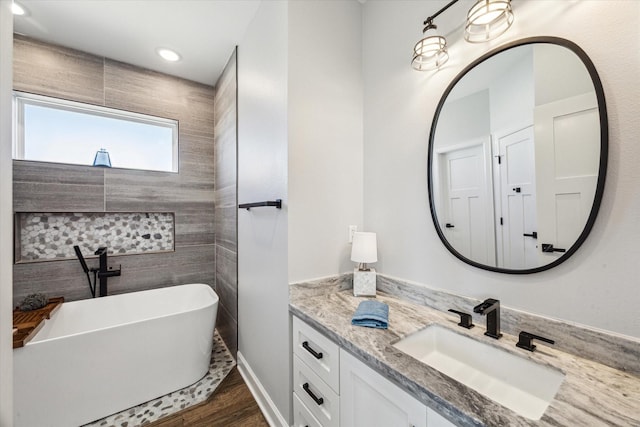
[302, 341, 323, 359]
[302, 382, 324, 405]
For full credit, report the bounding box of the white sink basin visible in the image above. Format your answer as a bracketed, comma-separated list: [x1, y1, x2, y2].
[393, 325, 565, 420]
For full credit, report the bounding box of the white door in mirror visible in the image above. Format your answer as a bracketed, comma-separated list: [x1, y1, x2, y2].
[496, 125, 538, 269]
[438, 139, 495, 266]
[535, 92, 599, 260]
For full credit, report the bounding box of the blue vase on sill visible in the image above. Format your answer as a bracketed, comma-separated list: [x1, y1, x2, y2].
[93, 148, 112, 168]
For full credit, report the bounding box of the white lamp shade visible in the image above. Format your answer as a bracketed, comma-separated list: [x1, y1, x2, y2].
[351, 232, 378, 264]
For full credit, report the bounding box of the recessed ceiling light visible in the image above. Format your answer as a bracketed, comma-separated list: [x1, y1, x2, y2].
[156, 48, 181, 62]
[12, 2, 26, 15]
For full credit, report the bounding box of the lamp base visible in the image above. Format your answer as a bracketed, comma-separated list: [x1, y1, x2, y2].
[353, 268, 376, 297]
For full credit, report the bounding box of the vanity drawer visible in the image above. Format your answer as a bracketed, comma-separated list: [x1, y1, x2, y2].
[294, 354, 340, 427]
[293, 393, 323, 427]
[293, 316, 340, 392]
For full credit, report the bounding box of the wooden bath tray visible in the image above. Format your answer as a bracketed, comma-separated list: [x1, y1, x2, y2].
[13, 297, 64, 349]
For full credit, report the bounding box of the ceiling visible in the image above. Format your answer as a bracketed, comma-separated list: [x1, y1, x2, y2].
[13, 0, 261, 86]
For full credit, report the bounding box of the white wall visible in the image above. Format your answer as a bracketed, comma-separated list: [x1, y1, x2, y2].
[363, 0, 640, 338]
[534, 43, 595, 106]
[436, 89, 489, 146]
[237, 1, 290, 424]
[489, 48, 533, 132]
[288, 0, 363, 282]
[238, 1, 363, 422]
[0, 0, 13, 424]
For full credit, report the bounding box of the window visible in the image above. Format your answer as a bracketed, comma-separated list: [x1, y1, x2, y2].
[13, 91, 179, 172]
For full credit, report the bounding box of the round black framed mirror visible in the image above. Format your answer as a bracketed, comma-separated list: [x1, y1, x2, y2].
[428, 37, 607, 274]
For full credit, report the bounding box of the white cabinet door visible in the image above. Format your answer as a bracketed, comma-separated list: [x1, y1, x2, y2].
[340, 349, 427, 427]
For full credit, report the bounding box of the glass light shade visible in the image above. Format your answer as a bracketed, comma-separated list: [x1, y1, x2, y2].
[92, 148, 112, 167]
[351, 232, 378, 264]
[465, 0, 514, 43]
[412, 34, 449, 71]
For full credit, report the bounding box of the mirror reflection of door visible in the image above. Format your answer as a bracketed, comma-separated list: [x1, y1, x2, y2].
[535, 92, 599, 261]
[438, 139, 495, 266]
[495, 126, 538, 269]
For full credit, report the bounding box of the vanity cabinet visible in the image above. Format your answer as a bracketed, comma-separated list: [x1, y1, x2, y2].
[293, 316, 341, 427]
[292, 316, 456, 427]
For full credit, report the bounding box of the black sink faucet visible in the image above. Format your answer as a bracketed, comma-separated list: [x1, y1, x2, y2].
[94, 247, 121, 297]
[473, 298, 502, 339]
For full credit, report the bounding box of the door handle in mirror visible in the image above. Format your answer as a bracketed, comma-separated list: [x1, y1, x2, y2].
[523, 232, 537, 239]
[541, 243, 566, 253]
[445, 223, 455, 228]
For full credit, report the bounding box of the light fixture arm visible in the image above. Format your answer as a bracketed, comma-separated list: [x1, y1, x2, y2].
[422, 0, 460, 29]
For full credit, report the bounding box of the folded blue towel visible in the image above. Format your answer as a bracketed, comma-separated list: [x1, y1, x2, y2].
[351, 300, 389, 329]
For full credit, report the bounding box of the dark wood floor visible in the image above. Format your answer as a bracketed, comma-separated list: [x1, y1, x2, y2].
[148, 367, 269, 427]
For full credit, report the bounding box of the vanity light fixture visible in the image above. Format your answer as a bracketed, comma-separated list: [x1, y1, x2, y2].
[12, 1, 26, 15]
[411, 21, 449, 71]
[464, 0, 514, 43]
[412, 0, 515, 71]
[411, 0, 460, 71]
[156, 48, 181, 62]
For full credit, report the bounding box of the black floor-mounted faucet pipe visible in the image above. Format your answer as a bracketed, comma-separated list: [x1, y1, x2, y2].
[73, 246, 121, 297]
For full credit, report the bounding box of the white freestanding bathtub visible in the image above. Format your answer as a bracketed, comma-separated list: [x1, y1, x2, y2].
[14, 283, 218, 427]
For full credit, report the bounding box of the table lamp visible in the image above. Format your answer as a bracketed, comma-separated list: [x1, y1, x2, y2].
[351, 232, 377, 296]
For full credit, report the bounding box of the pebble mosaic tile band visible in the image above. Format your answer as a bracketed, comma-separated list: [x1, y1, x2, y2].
[84, 330, 236, 427]
[17, 212, 175, 262]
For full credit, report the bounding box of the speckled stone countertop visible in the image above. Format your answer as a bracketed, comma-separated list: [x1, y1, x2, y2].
[289, 285, 640, 427]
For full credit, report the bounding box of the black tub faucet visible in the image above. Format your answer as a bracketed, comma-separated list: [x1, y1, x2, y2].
[73, 246, 121, 298]
[473, 298, 502, 339]
[94, 247, 121, 297]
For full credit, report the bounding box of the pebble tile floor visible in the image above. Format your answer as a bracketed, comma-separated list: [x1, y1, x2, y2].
[83, 330, 235, 427]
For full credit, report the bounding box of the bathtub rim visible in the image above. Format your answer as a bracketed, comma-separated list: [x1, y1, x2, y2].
[21, 283, 218, 347]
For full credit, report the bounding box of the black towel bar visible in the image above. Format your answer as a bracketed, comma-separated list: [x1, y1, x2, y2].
[238, 199, 282, 210]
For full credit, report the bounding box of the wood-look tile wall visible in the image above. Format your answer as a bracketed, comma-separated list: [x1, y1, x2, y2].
[12, 35, 216, 306]
[214, 49, 238, 354]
